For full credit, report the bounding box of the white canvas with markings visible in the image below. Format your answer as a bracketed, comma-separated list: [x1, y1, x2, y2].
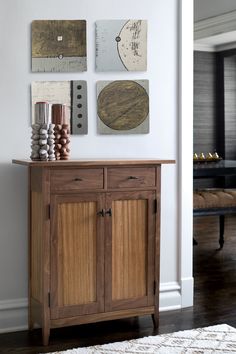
[95, 20, 147, 72]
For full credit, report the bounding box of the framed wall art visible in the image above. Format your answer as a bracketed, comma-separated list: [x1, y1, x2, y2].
[31, 81, 88, 134]
[95, 20, 147, 71]
[31, 20, 87, 72]
[97, 80, 149, 134]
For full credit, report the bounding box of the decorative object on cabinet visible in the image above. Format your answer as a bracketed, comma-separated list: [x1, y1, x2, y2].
[31, 20, 87, 72]
[31, 81, 88, 135]
[193, 151, 222, 163]
[71, 81, 88, 135]
[30, 102, 56, 161]
[97, 80, 149, 134]
[12, 158, 175, 345]
[52, 104, 70, 160]
[30, 123, 41, 160]
[47, 123, 56, 161]
[95, 20, 147, 71]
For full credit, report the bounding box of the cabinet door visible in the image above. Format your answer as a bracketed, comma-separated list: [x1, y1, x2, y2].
[105, 191, 156, 311]
[50, 193, 105, 319]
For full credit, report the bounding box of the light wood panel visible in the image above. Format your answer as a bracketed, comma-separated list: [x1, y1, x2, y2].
[57, 201, 97, 306]
[31, 191, 43, 302]
[112, 199, 147, 300]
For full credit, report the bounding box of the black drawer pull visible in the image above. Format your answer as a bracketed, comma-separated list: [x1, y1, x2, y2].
[97, 209, 105, 217]
[105, 208, 112, 217]
[74, 177, 83, 181]
[128, 176, 138, 180]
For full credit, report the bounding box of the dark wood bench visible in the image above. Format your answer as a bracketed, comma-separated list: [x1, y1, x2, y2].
[193, 189, 236, 249]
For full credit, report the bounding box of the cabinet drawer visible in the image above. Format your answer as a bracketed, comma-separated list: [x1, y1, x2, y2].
[107, 167, 156, 189]
[51, 168, 104, 191]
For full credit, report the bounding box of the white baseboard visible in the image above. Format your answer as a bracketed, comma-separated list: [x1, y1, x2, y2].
[159, 278, 194, 310]
[0, 280, 192, 333]
[0, 298, 28, 333]
[159, 281, 181, 311]
[181, 277, 194, 308]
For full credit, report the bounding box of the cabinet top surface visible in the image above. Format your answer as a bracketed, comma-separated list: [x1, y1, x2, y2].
[12, 158, 175, 167]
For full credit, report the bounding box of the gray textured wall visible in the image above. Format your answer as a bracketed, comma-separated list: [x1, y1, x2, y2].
[194, 51, 217, 155]
[194, 50, 218, 189]
[194, 50, 236, 188]
[224, 56, 236, 160]
[194, 51, 236, 160]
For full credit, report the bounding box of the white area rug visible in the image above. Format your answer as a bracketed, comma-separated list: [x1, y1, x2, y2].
[49, 324, 236, 354]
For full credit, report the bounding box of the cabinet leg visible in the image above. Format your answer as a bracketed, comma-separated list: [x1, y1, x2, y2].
[42, 325, 50, 346]
[219, 215, 225, 250]
[152, 313, 159, 328]
[28, 320, 34, 332]
[28, 299, 34, 332]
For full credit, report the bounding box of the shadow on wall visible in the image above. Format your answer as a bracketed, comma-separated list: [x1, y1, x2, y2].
[0, 163, 28, 299]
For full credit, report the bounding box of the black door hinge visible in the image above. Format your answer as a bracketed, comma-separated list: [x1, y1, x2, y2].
[154, 199, 157, 214]
[48, 204, 51, 220]
[153, 281, 156, 295]
[48, 292, 51, 307]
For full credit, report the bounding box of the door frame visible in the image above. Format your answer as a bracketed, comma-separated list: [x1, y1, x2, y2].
[179, 0, 194, 307]
[184, 2, 236, 307]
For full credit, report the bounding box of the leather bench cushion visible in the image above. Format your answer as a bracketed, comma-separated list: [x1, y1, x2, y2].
[193, 189, 236, 210]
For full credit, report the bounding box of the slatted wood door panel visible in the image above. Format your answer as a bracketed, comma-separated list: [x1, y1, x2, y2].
[105, 191, 156, 312]
[50, 193, 105, 319]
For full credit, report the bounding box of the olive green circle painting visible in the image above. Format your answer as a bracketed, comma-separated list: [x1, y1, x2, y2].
[97, 80, 149, 134]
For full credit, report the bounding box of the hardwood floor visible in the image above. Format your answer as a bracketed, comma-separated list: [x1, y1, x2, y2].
[1, 215, 236, 353]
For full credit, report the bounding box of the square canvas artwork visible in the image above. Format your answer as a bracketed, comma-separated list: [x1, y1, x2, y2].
[95, 20, 147, 71]
[97, 80, 149, 134]
[31, 81, 88, 134]
[31, 20, 87, 72]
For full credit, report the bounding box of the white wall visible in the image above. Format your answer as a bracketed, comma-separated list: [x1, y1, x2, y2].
[0, 0, 191, 332]
[194, 0, 236, 21]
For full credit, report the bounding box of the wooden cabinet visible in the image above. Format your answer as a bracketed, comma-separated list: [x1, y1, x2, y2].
[12, 159, 174, 345]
